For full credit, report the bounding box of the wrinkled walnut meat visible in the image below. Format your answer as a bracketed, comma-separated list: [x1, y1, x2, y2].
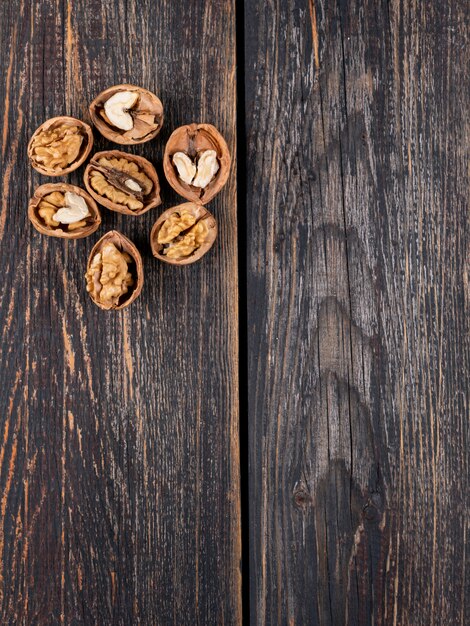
[87, 244, 133, 306]
[28, 183, 101, 239]
[150, 202, 217, 265]
[163, 123, 231, 204]
[27, 116, 93, 176]
[85, 231, 143, 310]
[84, 150, 161, 216]
[89, 84, 163, 144]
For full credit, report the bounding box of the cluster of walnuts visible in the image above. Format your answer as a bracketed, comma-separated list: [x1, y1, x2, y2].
[27, 84, 231, 310]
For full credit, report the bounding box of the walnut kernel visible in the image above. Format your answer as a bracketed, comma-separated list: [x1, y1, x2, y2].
[86, 243, 134, 308]
[28, 117, 93, 176]
[85, 231, 143, 310]
[89, 85, 163, 145]
[28, 183, 101, 239]
[157, 211, 196, 244]
[104, 91, 139, 130]
[172, 152, 197, 185]
[192, 150, 220, 188]
[163, 123, 231, 204]
[150, 202, 217, 265]
[84, 151, 161, 216]
[164, 220, 209, 259]
[89, 171, 143, 211]
[172, 150, 220, 189]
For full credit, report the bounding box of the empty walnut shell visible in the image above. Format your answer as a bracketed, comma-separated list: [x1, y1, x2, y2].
[163, 123, 231, 204]
[150, 202, 217, 265]
[28, 116, 93, 176]
[28, 183, 101, 239]
[89, 84, 164, 145]
[84, 150, 161, 216]
[85, 231, 143, 310]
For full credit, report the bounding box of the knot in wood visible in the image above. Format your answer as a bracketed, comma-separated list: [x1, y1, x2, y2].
[293, 483, 311, 510]
[362, 492, 383, 522]
[362, 504, 377, 521]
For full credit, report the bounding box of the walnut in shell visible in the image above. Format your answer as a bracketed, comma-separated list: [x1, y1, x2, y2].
[150, 202, 217, 265]
[163, 123, 231, 204]
[89, 85, 163, 145]
[28, 183, 101, 239]
[84, 150, 161, 216]
[85, 231, 143, 310]
[27, 117, 93, 176]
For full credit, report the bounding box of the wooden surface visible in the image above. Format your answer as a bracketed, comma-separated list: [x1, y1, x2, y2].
[0, 1, 468, 625]
[0, 1, 240, 624]
[245, 0, 468, 625]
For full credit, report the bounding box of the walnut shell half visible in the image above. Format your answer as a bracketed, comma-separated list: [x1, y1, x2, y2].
[28, 183, 101, 239]
[84, 150, 161, 216]
[150, 202, 217, 265]
[163, 123, 231, 204]
[85, 231, 143, 310]
[27, 116, 93, 176]
[89, 84, 164, 145]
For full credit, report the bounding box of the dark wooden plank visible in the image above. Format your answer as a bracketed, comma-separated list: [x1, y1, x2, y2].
[245, 0, 468, 624]
[0, 1, 241, 624]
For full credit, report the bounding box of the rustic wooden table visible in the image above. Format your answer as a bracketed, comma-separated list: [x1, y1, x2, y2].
[0, 1, 467, 624]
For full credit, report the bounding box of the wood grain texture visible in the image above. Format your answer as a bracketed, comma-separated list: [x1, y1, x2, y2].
[0, 1, 240, 624]
[245, 0, 468, 624]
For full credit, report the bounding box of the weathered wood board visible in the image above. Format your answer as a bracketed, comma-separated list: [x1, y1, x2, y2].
[0, 1, 240, 623]
[245, 1, 468, 624]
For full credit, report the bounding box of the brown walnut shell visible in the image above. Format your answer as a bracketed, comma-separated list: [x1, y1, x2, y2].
[27, 116, 93, 176]
[163, 123, 231, 204]
[84, 150, 161, 216]
[150, 202, 217, 266]
[89, 84, 164, 145]
[85, 231, 143, 310]
[28, 183, 101, 239]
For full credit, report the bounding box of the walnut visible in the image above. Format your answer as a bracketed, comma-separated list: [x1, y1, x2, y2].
[85, 231, 143, 310]
[124, 179, 142, 192]
[84, 150, 161, 216]
[104, 91, 139, 130]
[172, 152, 197, 185]
[150, 202, 217, 265]
[89, 172, 144, 211]
[96, 156, 153, 194]
[192, 150, 220, 188]
[53, 192, 90, 223]
[37, 193, 90, 231]
[163, 123, 231, 204]
[28, 183, 101, 239]
[28, 116, 93, 176]
[164, 221, 209, 259]
[172, 150, 220, 188]
[157, 210, 196, 244]
[89, 84, 164, 145]
[86, 244, 133, 307]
